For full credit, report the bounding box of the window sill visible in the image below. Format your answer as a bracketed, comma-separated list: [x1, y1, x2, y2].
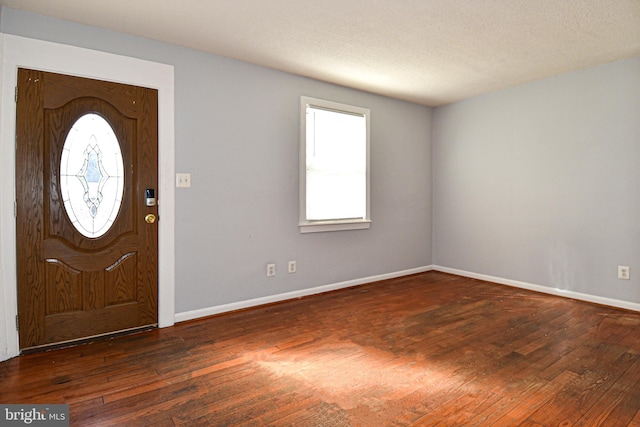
[299, 219, 371, 234]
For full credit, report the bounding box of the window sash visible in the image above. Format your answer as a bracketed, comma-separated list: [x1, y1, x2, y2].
[300, 97, 371, 232]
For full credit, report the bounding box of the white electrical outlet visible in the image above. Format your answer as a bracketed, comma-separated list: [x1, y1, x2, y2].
[288, 261, 296, 274]
[176, 173, 191, 188]
[267, 263, 276, 277]
[618, 266, 630, 280]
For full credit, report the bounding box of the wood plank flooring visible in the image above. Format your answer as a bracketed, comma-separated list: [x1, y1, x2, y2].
[1, 271, 639, 426]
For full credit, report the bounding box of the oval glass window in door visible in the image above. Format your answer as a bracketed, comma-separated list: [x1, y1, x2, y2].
[60, 113, 124, 238]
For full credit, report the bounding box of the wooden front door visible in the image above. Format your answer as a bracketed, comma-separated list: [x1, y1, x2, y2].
[16, 68, 159, 350]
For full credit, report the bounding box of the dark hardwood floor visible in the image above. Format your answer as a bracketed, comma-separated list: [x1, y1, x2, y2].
[1, 271, 639, 426]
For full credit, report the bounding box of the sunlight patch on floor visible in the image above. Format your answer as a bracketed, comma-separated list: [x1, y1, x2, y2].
[254, 341, 470, 410]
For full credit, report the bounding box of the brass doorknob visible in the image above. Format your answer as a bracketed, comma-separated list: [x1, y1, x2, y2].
[145, 214, 156, 224]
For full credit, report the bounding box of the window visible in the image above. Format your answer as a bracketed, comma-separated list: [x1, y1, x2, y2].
[60, 113, 124, 238]
[299, 96, 371, 233]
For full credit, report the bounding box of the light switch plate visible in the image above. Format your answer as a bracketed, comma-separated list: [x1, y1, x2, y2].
[176, 173, 191, 188]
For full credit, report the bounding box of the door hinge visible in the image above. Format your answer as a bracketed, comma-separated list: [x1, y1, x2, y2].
[15, 314, 19, 331]
[15, 86, 18, 103]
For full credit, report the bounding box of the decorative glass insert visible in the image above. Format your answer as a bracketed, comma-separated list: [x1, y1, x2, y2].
[60, 113, 124, 238]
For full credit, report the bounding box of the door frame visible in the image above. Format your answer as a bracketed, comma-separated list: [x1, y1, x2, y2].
[0, 34, 176, 361]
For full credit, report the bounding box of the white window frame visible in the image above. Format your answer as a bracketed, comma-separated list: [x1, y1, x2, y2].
[299, 96, 371, 233]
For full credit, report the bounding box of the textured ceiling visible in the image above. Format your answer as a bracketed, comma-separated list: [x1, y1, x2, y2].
[2, 0, 639, 106]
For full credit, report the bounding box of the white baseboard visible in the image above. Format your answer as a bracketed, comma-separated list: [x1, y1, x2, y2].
[175, 265, 436, 323]
[434, 265, 640, 312]
[175, 264, 640, 324]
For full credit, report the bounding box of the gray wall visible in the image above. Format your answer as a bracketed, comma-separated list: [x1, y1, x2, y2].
[1, 8, 433, 314]
[433, 57, 640, 303]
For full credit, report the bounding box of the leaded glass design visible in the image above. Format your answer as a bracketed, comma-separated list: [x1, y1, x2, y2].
[60, 113, 124, 238]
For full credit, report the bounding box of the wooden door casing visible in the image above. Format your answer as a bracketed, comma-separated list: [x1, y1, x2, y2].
[16, 69, 159, 350]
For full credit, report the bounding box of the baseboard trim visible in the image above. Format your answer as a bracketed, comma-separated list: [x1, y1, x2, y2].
[434, 265, 640, 312]
[175, 265, 436, 323]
